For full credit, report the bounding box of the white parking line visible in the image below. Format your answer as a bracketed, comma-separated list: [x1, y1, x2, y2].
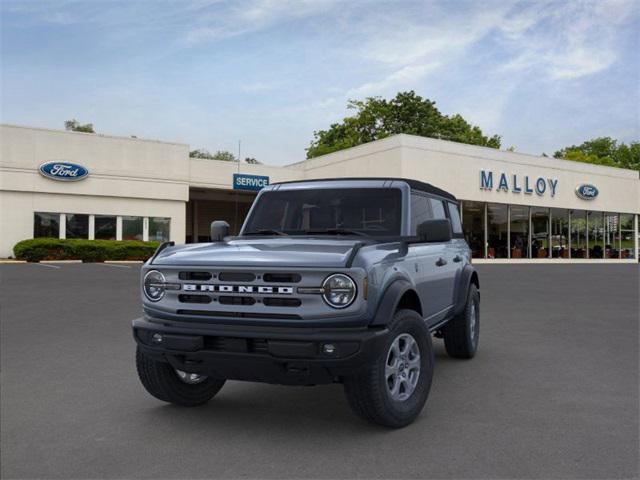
[96, 263, 131, 269]
[35, 263, 61, 269]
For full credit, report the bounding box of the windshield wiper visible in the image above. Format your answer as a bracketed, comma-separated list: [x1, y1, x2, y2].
[304, 228, 368, 237]
[244, 229, 288, 236]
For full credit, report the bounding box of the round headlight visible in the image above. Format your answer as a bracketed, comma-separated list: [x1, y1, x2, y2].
[322, 274, 357, 309]
[144, 270, 166, 302]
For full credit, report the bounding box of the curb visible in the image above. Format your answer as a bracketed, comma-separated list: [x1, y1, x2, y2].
[0, 259, 27, 264]
[40, 260, 83, 264]
[104, 260, 144, 264]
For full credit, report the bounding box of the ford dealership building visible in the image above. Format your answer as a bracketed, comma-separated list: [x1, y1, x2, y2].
[1, 124, 638, 262]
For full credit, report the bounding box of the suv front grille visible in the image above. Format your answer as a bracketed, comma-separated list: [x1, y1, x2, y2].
[176, 309, 302, 320]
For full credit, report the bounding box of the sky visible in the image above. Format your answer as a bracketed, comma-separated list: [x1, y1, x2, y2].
[1, 0, 639, 165]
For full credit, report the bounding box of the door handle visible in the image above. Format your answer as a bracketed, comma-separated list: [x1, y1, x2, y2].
[435, 257, 447, 267]
[453, 255, 462, 263]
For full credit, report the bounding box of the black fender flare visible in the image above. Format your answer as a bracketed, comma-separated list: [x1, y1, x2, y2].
[453, 265, 480, 316]
[370, 278, 419, 326]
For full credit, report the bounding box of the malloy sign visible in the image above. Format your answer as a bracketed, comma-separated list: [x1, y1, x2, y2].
[480, 170, 558, 197]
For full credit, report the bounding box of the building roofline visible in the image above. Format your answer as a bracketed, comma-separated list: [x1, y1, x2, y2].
[0, 123, 189, 147]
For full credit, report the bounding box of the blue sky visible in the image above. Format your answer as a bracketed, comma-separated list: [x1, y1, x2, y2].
[2, 0, 639, 165]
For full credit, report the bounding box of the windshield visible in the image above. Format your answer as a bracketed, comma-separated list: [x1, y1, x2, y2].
[243, 188, 402, 237]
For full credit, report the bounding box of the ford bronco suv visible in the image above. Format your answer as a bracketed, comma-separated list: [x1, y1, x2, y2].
[133, 178, 480, 427]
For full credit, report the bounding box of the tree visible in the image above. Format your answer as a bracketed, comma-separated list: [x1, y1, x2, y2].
[189, 149, 237, 161]
[554, 137, 640, 172]
[244, 157, 261, 164]
[306, 91, 501, 158]
[64, 119, 94, 133]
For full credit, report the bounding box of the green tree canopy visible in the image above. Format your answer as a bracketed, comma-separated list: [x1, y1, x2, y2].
[64, 119, 94, 133]
[306, 91, 501, 158]
[554, 137, 640, 171]
[190, 149, 237, 161]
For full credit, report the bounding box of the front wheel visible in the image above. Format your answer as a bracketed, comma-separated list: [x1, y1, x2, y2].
[343, 309, 434, 428]
[136, 347, 225, 406]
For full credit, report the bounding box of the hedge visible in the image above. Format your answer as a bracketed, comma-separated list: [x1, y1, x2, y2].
[13, 238, 161, 262]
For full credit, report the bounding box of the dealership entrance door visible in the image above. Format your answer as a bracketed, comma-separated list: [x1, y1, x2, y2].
[186, 188, 257, 242]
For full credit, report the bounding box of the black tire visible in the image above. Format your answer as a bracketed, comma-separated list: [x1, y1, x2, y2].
[443, 283, 479, 359]
[136, 347, 225, 406]
[343, 309, 434, 428]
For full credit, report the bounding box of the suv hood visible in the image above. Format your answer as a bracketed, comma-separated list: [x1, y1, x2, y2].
[151, 238, 365, 268]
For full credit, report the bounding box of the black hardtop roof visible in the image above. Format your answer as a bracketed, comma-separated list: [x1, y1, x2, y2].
[272, 177, 458, 202]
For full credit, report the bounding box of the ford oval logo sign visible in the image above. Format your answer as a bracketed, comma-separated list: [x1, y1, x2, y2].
[39, 161, 89, 182]
[575, 184, 598, 200]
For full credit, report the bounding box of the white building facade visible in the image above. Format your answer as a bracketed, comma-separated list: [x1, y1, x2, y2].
[1, 124, 638, 262]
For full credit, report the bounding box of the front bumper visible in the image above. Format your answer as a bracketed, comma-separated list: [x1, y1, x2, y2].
[132, 316, 390, 385]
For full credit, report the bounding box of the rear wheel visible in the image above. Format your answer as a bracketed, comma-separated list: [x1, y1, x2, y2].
[443, 283, 479, 359]
[136, 347, 225, 406]
[343, 309, 434, 428]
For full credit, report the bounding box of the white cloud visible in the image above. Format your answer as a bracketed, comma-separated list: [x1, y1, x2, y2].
[347, 63, 440, 97]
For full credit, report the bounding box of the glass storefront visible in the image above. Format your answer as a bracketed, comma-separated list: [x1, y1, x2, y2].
[551, 209, 569, 259]
[509, 205, 529, 259]
[95, 215, 117, 240]
[149, 217, 171, 242]
[571, 210, 587, 259]
[531, 207, 550, 259]
[122, 216, 143, 241]
[66, 214, 89, 239]
[620, 214, 636, 259]
[462, 201, 485, 259]
[34, 212, 60, 238]
[487, 203, 508, 259]
[458, 202, 637, 261]
[588, 211, 604, 258]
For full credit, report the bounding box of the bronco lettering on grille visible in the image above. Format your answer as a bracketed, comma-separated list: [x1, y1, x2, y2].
[182, 284, 293, 294]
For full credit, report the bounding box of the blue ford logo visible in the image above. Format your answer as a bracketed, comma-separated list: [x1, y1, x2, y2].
[39, 161, 89, 182]
[575, 184, 598, 200]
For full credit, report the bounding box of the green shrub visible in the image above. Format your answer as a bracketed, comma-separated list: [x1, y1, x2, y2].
[13, 238, 161, 262]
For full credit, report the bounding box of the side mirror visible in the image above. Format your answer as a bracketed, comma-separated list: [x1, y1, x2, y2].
[210, 220, 230, 242]
[417, 219, 452, 243]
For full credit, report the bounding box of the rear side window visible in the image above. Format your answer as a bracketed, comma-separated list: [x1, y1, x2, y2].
[410, 193, 431, 234]
[448, 202, 463, 234]
[429, 199, 446, 219]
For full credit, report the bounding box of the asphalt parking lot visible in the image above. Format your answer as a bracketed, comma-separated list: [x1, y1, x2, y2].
[1, 263, 638, 479]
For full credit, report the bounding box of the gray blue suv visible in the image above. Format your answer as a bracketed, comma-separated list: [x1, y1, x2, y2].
[133, 178, 480, 427]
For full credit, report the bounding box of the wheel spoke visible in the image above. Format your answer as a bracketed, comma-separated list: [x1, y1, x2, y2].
[384, 332, 422, 402]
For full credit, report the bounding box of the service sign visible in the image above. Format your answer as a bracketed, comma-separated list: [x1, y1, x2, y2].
[233, 173, 269, 191]
[39, 161, 89, 182]
[575, 184, 598, 200]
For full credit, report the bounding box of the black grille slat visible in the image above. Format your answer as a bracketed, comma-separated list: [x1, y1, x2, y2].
[263, 273, 301, 283]
[219, 296, 256, 306]
[219, 272, 256, 282]
[178, 294, 212, 304]
[179, 272, 212, 281]
[263, 297, 302, 307]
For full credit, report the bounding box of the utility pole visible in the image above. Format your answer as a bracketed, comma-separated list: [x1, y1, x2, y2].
[234, 140, 241, 234]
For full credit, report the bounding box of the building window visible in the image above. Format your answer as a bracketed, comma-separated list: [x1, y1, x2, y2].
[603, 213, 619, 259]
[462, 201, 485, 259]
[571, 210, 587, 258]
[551, 209, 570, 259]
[487, 203, 508, 259]
[34, 212, 60, 238]
[509, 205, 529, 259]
[531, 207, 550, 259]
[620, 214, 636, 259]
[122, 216, 143, 241]
[588, 211, 604, 258]
[149, 217, 170, 242]
[447, 202, 463, 234]
[95, 215, 117, 240]
[65, 214, 89, 239]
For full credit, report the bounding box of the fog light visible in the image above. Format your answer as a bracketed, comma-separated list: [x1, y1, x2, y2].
[152, 333, 163, 344]
[323, 343, 336, 355]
